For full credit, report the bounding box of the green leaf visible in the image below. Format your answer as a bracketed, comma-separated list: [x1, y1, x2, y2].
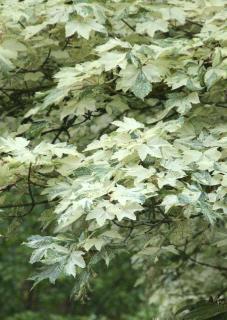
[131, 71, 152, 100]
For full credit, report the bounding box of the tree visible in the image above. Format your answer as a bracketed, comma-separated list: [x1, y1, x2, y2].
[0, 0, 227, 318]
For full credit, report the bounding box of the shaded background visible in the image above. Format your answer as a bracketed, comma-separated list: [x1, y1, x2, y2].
[0, 213, 157, 320]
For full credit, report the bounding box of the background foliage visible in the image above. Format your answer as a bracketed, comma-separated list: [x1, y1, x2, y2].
[0, 0, 227, 319]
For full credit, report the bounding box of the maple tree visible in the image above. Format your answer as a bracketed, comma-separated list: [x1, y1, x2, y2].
[0, 0, 227, 318]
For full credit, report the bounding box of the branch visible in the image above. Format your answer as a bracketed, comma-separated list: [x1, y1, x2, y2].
[0, 199, 56, 210]
[0, 180, 21, 192]
[178, 248, 227, 272]
[121, 19, 136, 32]
[50, 111, 101, 144]
[0, 85, 54, 93]
[15, 49, 52, 74]
[112, 217, 171, 229]
[188, 256, 227, 272]
[28, 163, 35, 207]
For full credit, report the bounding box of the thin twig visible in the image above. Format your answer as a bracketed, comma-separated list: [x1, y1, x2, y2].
[121, 19, 136, 32]
[0, 199, 56, 210]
